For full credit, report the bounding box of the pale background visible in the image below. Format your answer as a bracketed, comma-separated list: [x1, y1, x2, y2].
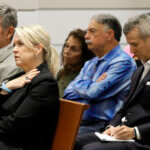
[1, 0, 150, 53]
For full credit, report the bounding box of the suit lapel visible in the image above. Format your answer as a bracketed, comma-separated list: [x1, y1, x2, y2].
[127, 66, 143, 104]
[128, 68, 150, 105]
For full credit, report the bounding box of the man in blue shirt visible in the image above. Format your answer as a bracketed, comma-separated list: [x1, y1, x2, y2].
[74, 13, 150, 150]
[63, 14, 137, 134]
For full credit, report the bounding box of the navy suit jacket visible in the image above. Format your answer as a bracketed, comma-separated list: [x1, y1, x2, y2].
[110, 65, 150, 146]
[0, 62, 59, 150]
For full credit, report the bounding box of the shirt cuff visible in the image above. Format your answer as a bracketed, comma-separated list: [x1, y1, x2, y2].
[134, 126, 141, 140]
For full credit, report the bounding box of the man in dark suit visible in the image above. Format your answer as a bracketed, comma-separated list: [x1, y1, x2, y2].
[74, 13, 150, 150]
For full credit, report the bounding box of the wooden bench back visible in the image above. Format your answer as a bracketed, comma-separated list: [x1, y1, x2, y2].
[51, 99, 90, 150]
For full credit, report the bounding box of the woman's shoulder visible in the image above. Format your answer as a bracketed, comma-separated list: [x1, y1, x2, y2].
[32, 62, 57, 84]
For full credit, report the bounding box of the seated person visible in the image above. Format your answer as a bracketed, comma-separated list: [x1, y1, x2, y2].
[63, 14, 137, 135]
[74, 13, 150, 150]
[0, 3, 22, 86]
[0, 24, 59, 150]
[57, 28, 94, 98]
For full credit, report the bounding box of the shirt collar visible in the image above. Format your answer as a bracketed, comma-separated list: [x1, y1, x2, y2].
[95, 44, 121, 62]
[142, 60, 150, 70]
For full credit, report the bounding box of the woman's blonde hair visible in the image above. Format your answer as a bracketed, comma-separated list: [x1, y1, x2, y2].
[15, 24, 60, 78]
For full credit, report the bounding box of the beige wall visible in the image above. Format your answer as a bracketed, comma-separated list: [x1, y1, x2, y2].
[0, 0, 39, 10]
[1, 0, 150, 53]
[1, 0, 150, 10]
[39, 0, 150, 9]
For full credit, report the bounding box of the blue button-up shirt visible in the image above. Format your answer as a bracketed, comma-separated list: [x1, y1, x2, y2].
[63, 45, 137, 122]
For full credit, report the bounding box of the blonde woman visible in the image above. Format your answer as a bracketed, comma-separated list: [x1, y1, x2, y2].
[0, 24, 59, 150]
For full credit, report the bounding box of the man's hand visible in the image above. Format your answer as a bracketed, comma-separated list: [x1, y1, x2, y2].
[111, 125, 135, 140]
[103, 125, 135, 140]
[103, 126, 115, 136]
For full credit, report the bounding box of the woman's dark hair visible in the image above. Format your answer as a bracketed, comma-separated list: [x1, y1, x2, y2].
[61, 28, 95, 67]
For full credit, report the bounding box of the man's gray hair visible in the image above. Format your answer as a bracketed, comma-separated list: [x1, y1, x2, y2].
[0, 3, 17, 29]
[91, 14, 122, 42]
[123, 13, 150, 39]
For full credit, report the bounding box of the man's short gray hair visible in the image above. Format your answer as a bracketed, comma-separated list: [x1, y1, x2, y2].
[123, 13, 150, 39]
[0, 3, 17, 29]
[91, 14, 122, 42]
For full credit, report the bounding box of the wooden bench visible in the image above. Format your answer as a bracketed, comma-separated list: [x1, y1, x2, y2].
[51, 98, 90, 150]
